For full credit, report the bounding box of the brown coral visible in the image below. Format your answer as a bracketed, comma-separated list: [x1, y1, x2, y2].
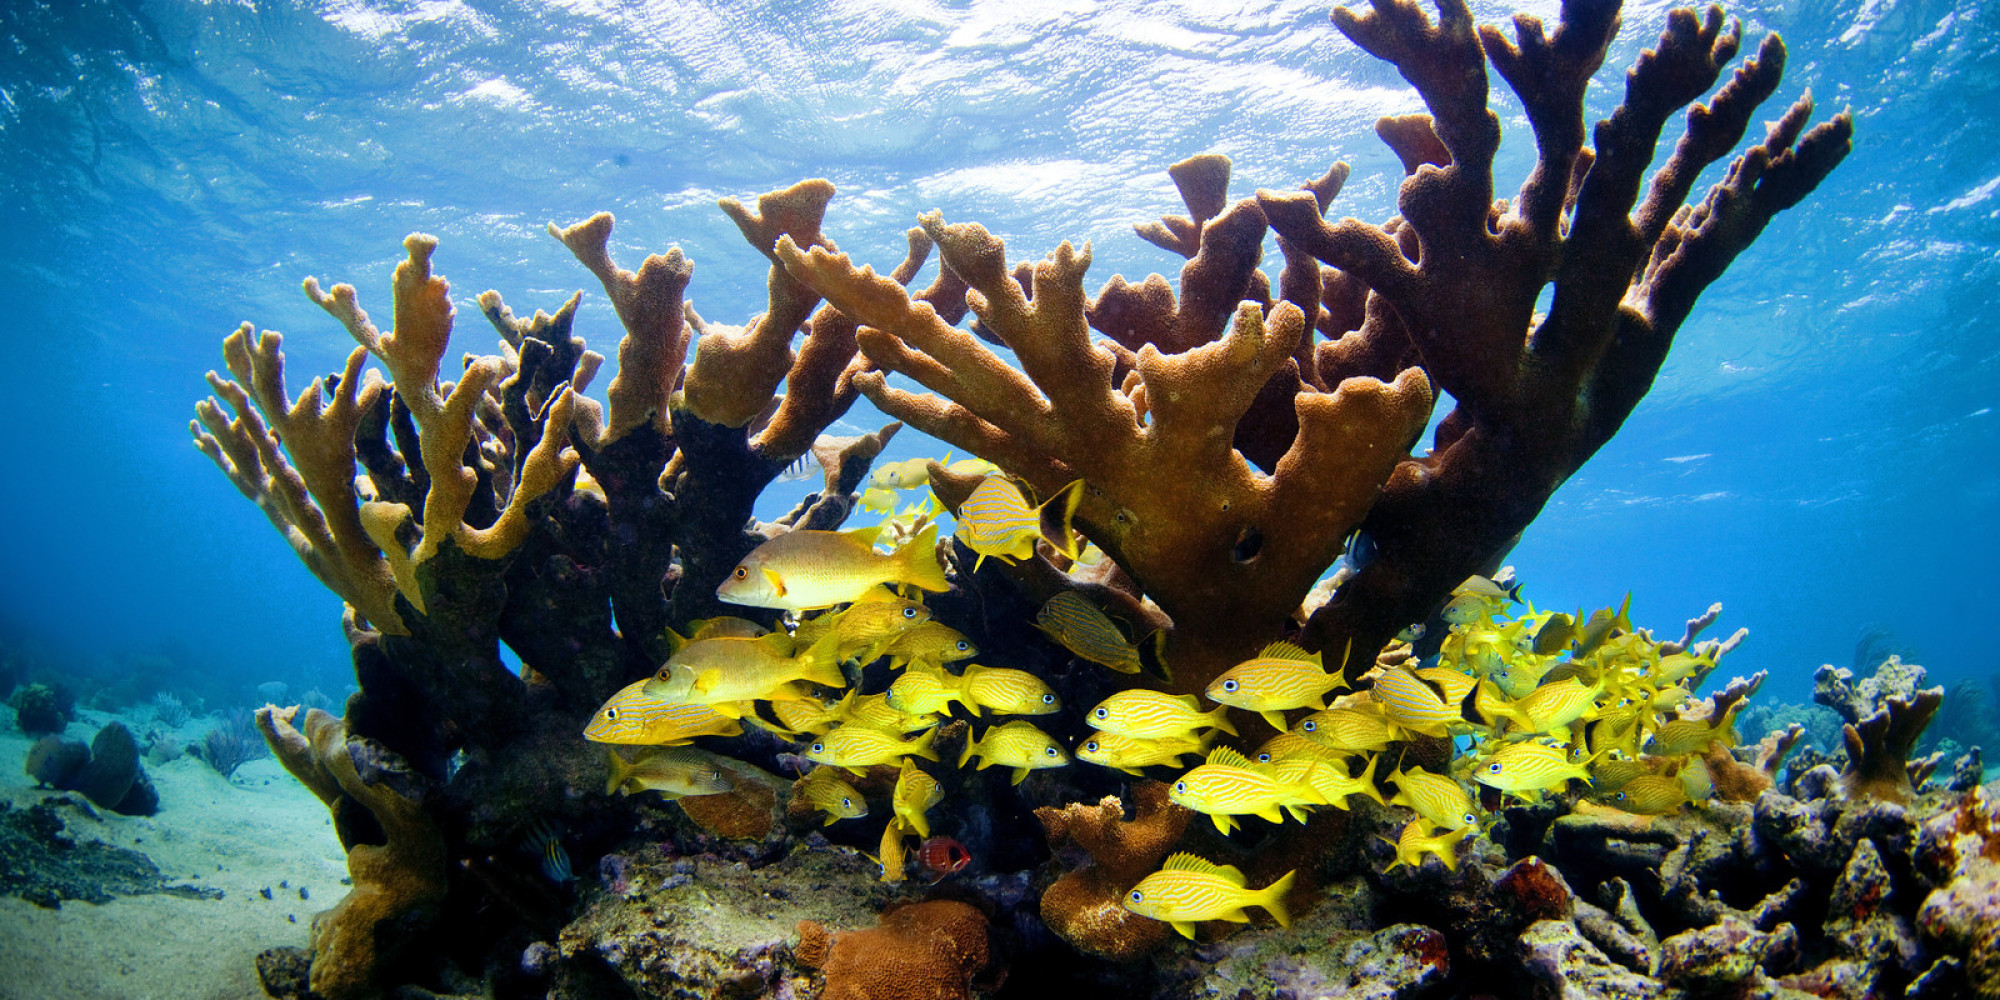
[256, 705, 445, 1000]
[1842, 687, 1945, 803]
[1034, 780, 1192, 960]
[795, 899, 995, 1000]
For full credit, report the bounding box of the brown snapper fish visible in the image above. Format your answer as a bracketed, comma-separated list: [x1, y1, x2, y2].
[717, 524, 948, 611]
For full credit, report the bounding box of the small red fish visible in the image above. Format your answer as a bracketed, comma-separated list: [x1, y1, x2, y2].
[916, 836, 971, 881]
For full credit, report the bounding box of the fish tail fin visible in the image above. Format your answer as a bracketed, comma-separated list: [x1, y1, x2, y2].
[1142, 629, 1173, 683]
[796, 633, 847, 689]
[899, 524, 951, 593]
[1357, 752, 1387, 804]
[1257, 870, 1297, 928]
[1037, 479, 1086, 561]
[1207, 705, 1239, 737]
[605, 750, 631, 796]
[909, 726, 940, 763]
[956, 729, 979, 768]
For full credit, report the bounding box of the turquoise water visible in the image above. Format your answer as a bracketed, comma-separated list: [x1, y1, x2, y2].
[0, 0, 1993, 714]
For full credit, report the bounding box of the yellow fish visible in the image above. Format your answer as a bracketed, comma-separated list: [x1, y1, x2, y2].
[955, 475, 1083, 569]
[1588, 755, 1666, 793]
[645, 633, 845, 716]
[1369, 666, 1460, 738]
[806, 725, 940, 775]
[1089, 690, 1236, 740]
[1169, 746, 1329, 834]
[870, 457, 934, 489]
[959, 721, 1070, 784]
[604, 747, 734, 798]
[1297, 706, 1397, 753]
[1206, 641, 1345, 731]
[891, 758, 945, 838]
[1253, 731, 1352, 769]
[1646, 702, 1740, 756]
[883, 622, 978, 672]
[1510, 677, 1605, 739]
[584, 683, 746, 745]
[1388, 763, 1480, 833]
[1605, 774, 1690, 814]
[827, 690, 939, 734]
[886, 666, 968, 716]
[1381, 819, 1474, 871]
[957, 664, 1060, 716]
[761, 693, 842, 738]
[1473, 741, 1597, 801]
[1122, 853, 1295, 939]
[1277, 752, 1385, 811]
[1413, 666, 1476, 706]
[716, 523, 948, 611]
[791, 588, 933, 663]
[1035, 593, 1147, 675]
[1076, 732, 1210, 775]
[794, 766, 869, 825]
[871, 817, 910, 883]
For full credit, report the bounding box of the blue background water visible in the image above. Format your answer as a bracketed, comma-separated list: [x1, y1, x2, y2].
[0, 0, 1992, 713]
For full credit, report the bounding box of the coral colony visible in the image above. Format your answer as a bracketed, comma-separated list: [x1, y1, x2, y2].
[186, 1, 1997, 998]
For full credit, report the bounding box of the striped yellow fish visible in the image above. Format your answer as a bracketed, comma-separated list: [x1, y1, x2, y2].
[760, 692, 842, 738]
[1123, 853, 1295, 939]
[716, 523, 948, 611]
[826, 690, 939, 734]
[1646, 702, 1740, 756]
[1510, 677, 1605, 739]
[1254, 731, 1353, 769]
[1388, 763, 1480, 833]
[645, 633, 845, 716]
[891, 759, 945, 838]
[1604, 774, 1690, 814]
[886, 666, 967, 716]
[959, 720, 1070, 784]
[1472, 741, 1597, 801]
[957, 664, 1061, 716]
[584, 682, 746, 745]
[1588, 755, 1667, 792]
[1076, 732, 1210, 775]
[872, 817, 910, 883]
[604, 747, 734, 798]
[1275, 752, 1385, 811]
[794, 766, 869, 825]
[1369, 666, 1460, 738]
[883, 622, 978, 672]
[1414, 666, 1476, 705]
[1206, 641, 1345, 731]
[1297, 706, 1396, 753]
[1035, 593, 1147, 675]
[1169, 746, 1329, 834]
[791, 587, 932, 663]
[1089, 690, 1236, 740]
[806, 725, 940, 775]
[955, 475, 1083, 569]
[1381, 818, 1473, 871]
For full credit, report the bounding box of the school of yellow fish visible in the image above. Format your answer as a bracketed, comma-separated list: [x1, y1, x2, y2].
[582, 455, 1751, 931]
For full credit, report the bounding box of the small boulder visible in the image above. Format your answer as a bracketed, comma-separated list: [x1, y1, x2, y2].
[25, 736, 90, 789]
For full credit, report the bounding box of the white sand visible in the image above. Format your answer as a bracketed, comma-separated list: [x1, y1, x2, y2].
[0, 713, 348, 1000]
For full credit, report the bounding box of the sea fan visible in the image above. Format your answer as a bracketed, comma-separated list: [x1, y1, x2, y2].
[196, 709, 267, 779]
[151, 691, 190, 728]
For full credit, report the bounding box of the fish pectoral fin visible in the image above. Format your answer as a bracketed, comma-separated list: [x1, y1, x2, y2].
[1260, 711, 1289, 732]
[1171, 921, 1198, 940]
[760, 568, 788, 598]
[1211, 814, 1236, 835]
[693, 670, 722, 695]
[1254, 804, 1285, 825]
[1218, 910, 1251, 924]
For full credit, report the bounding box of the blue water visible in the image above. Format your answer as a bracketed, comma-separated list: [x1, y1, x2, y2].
[0, 0, 1993, 714]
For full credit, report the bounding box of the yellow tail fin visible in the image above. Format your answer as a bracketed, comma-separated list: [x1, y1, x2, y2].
[1206, 704, 1239, 737]
[898, 524, 951, 593]
[794, 632, 847, 689]
[605, 751, 632, 796]
[1257, 869, 1297, 928]
[1036, 479, 1087, 561]
[910, 725, 941, 763]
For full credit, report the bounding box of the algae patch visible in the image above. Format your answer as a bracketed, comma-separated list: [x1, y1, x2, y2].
[0, 796, 221, 908]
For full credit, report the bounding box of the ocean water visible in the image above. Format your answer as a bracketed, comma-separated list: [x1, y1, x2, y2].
[0, 0, 1993, 761]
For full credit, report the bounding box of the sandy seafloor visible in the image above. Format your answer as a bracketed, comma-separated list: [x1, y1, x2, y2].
[0, 709, 347, 1000]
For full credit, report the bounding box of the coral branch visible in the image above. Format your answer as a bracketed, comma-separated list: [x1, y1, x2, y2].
[549, 213, 693, 442]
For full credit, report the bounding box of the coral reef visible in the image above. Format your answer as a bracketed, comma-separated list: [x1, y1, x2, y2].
[796, 898, 998, 1000]
[9, 682, 74, 734]
[1035, 781, 1191, 959]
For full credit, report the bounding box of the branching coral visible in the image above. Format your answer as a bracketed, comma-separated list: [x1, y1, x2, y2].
[1035, 781, 1193, 959]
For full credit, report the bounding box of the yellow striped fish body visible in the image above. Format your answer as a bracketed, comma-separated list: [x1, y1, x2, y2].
[1465, 678, 1533, 731]
[1254, 731, 1353, 769]
[716, 524, 949, 611]
[1369, 666, 1460, 738]
[958, 664, 1060, 716]
[1076, 732, 1209, 774]
[1297, 706, 1395, 753]
[959, 721, 1070, 784]
[795, 766, 869, 825]
[886, 666, 967, 716]
[1646, 703, 1740, 756]
[584, 682, 746, 745]
[806, 725, 940, 775]
[1655, 651, 1713, 686]
[764, 693, 842, 738]
[1090, 690, 1236, 740]
[1388, 764, 1480, 833]
[1413, 666, 1476, 705]
[1588, 755, 1665, 793]
[891, 759, 945, 838]
[1169, 746, 1328, 834]
[1035, 593, 1144, 674]
[1606, 774, 1690, 814]
[793, 588, 933, 662]
[604, 747, 734, 798]
[955, 475, 1083, 569]
[1381, 819, 1473, 871]
[1473, 741, 1595, 801]
[1276, 752, 1385, 812]
[883, 622, 978, 672]
[1207, 642, 1343, 730]
[1122, 853, 1296, 939]
[828, 691, 939, 734]
[874, 817, 910, 883]
[644, 633, 845, 714]
[1513, 677, 1604, 738]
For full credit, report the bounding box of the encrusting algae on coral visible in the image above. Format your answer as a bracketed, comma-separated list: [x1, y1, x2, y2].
[199, 4, 2000, 999]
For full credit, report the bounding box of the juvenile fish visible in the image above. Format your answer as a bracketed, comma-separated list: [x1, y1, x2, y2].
[955, 475, 1083, 569]
[791, 587, 932, 663]
[604, 747, 734, 799]
[872, 817, 910, 884]
[1646, 702, 1741, 756]
[806, 724, 940, 775]
[891, 758, 945, 838]
[794, 766, 869, 825]
[828, 690, 940, 734]
[717, 523, 949, 611]
[1206, 641, 1345, 731]
[1035, 593, 1146, 675]
[1369, 666, 1460, 738]
[959, 720, 1070, 784]
[584, 682, 746, 745]
[1297, 705, 1397, 753]
[1089, 690, 1237, 740]
[1076, 732, 1209, 774]
[1122, 853, 1295, 939]
[1606, 774, 1690, 814]
[956, 664, 1060, 716]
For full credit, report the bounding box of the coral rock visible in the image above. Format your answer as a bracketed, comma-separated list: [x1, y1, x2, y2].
[675, 756, 790, 843]
[1655, 915, 1798, 998]
[1035, 781, 1191, 960]
[796, 899, 995, 1000]
[24, 735, 88, 789]
[1520, 918, 1665, 1000]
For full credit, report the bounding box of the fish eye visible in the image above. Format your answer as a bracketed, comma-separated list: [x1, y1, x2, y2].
[1041, 693, 1055, 704]
[1094, 707, 1109, 719]
[1302, 720, 1316, 732]
[1222, 679, 1238, 692]
[842, 797, 852, 808]
[1257, 753, 1272, 763]
[1084, 741, 1099, 752]
[955, 640, 970, 651]
[1463, 813, 1477, 825]
[902, 607, 918, 619]
[1487, 762, 1503, 773]
[811, 743, 825, 753]
[1174, 781, 1187, 793]
[604, 708, 617, 720]
[1045, 746, 1058, 757]
[1130, 890, 1143, 902]
[733, 566, 748, 580]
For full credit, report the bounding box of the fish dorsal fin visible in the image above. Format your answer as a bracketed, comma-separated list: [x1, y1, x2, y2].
[841, 523, 884, 548]
[1207, 745, 1259, 771]
[1161, 852, 1246, 885]
[851, 585, 900, 605]
[1175, 693, 1204, 710]
[1257, 640, 1318, 663]
[753, 632, 797, 657]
